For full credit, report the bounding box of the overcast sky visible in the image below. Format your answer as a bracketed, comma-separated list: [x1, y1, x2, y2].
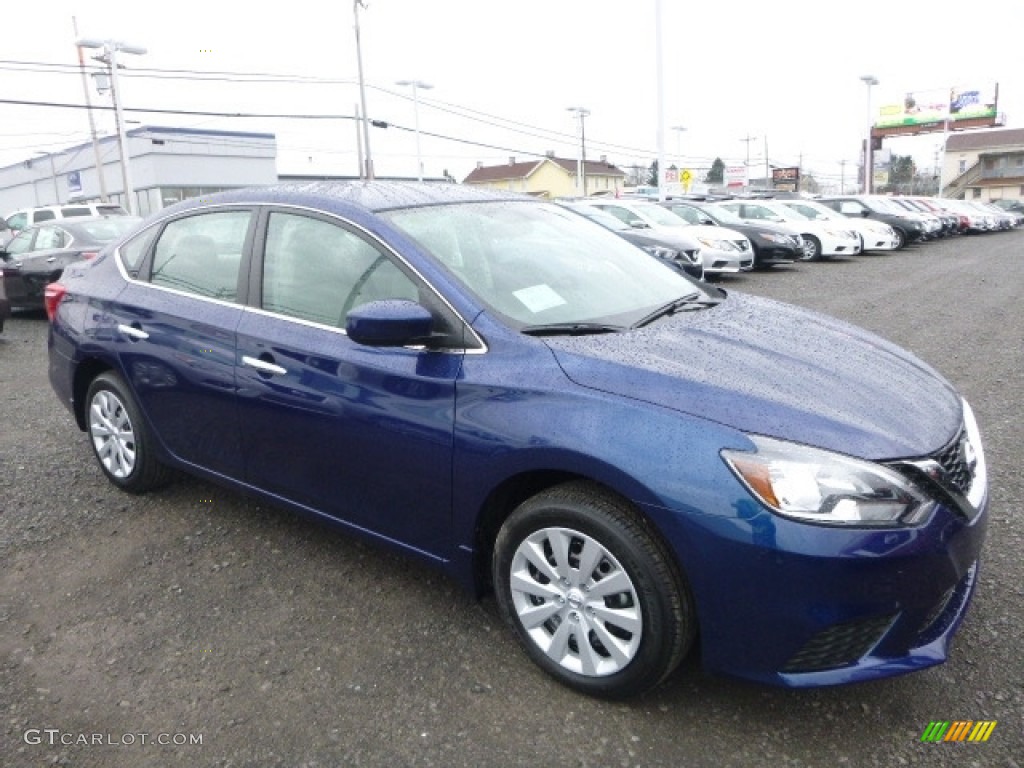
[2, 0, 1021, 191]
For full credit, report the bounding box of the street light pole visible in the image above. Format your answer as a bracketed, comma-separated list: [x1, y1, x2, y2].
[73, 17, 109, 202]
[860, 75, 879, 194]
[77, 37, 146, 214]
[396, 79, 433, 182]
[567, 107, 590, 196]
[353, 0, 374, 180]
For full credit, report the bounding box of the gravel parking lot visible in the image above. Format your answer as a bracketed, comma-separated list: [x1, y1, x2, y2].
[2, 230, 1022, 767]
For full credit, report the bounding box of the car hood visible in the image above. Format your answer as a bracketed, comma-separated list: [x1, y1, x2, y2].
[734, 220, 801, 237]
[621, 229, 701, 251]
[544, 292, 961, 460]
[685, 224, 747, 242]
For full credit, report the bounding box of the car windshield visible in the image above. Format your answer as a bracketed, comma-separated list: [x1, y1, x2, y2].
[630, 202, 691, 227]
[564, 204, 631, 232]
[385, 201, 708, 329]
[764, 204, 809, 222]
[701, 205, 744, 225]
[782, 202, 836, 221]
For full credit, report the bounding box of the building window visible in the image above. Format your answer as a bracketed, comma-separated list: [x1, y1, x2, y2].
[958, 160, 967, 175]
[972, 188, 982, 198]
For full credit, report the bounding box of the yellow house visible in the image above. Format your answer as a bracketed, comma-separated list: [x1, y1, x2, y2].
[462, 154, 625, 198]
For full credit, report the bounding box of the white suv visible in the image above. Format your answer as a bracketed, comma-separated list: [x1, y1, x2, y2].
[1, 203, 129, 247]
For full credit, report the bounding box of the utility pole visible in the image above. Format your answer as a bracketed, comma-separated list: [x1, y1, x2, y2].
[740, 134, 757, 189]
[353, 0, 374, 179]
[839, 159, 847, 194]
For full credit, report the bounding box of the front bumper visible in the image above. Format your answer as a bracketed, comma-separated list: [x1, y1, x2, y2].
[702, 247, 754, 274]
[643, 493, 987, 687]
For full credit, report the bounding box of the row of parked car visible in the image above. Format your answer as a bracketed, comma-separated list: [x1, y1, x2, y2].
[560, 194, 1021, 282]
[0, 191, 1020, 330]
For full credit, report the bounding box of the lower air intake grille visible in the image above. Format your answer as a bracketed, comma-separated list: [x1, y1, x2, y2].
[782, 614, 897, 673]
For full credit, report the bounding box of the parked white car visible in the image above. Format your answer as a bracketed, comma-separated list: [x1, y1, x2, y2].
[577, 199, 754, 274]
[775, 199, 900, 252]
[717, 200, 861, 261]
[1, 202, 129, 248]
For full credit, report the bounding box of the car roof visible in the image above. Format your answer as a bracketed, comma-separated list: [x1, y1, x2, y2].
[163, 181, 529, 218]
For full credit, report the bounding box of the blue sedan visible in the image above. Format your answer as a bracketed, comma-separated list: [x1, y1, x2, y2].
[46, 182, 988, 698]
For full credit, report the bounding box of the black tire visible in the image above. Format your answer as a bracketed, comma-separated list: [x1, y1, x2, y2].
[893, 229, 907, 249]
[492, 481, 695, 699]
[800, 235, 822, 261]
[84, 372, 174, 493]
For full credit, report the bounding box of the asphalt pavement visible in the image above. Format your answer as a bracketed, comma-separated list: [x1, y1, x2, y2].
[1, 229, 1021, 767]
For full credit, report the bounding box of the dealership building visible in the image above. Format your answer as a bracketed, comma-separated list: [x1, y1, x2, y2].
[0, 125, 278, 218]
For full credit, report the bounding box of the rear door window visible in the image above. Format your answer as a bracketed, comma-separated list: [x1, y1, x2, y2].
[149, 211, 252, 301]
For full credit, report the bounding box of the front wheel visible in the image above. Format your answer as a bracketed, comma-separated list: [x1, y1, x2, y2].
[493, 482, 695, 699]
[85, 372, 174, 493]
[893, 229, 907, 249]
[800, 235, 822, 261]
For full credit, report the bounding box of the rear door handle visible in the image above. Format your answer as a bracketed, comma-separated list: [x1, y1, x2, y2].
[242, 355, 287, 376]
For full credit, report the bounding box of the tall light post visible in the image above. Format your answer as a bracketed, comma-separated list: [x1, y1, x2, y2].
[353, 0, 374, 180]
[396, 79, 433, 182]
[567, 106, 590, 196]
[77, 37, 146, 214]
[860, 75, 879, 194]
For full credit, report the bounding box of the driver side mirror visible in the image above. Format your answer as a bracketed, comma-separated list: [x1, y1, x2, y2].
[627, 219, 648, 228]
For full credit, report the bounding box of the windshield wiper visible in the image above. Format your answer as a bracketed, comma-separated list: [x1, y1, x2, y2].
[630, 292, 721, 329]
[520, 322, 624, 336]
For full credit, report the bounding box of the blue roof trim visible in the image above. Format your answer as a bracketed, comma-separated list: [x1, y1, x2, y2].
[0, 125, 276, 173]
[130, 125, 276, 140]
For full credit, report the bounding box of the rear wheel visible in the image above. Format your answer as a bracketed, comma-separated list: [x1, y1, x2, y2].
[493, 481, 695, 699]
[85, 372, 174, 493]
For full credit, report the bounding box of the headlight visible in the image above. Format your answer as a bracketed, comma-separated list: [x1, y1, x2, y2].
[642, 245, 677, 260]
[824, 228, 855, 239]
[722, 435, 934, 526]
[697, 237, 736, 251]
[758, 232, 791, 244]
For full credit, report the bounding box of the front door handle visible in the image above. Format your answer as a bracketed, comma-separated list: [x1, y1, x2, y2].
[117, 323, 149, 341]
[242, 355, 287, 376]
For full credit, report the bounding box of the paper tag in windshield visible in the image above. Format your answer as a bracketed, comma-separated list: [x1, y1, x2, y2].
[513, 284, 567, 314]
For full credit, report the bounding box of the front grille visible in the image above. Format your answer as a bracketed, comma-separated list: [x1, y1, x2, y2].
[782, 614, 896, 673]
[935, 429, 973, 495]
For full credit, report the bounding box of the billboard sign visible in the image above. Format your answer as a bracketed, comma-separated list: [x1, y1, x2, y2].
[949, 84, 998, 121]
[875, 83, 998, 128]
[724, 165, 747, 187]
